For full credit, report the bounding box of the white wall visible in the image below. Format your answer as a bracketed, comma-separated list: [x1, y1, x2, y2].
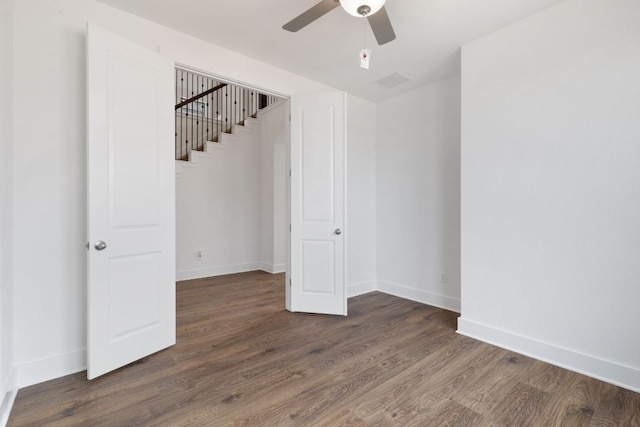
[259, 102, 288, 274]
[376, 76, 461, 312]
[458, 0, 640, 392]
[176, 125, 261, 280]
[11, 0, 334, 389]
[346, 95, 377, 297]
[0, 0, 17, 421]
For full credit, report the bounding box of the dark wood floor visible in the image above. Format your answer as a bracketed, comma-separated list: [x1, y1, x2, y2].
[8, 271, 640, 426]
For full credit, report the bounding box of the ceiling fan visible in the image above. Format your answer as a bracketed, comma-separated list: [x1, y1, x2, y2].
[282, 0, 396, 45]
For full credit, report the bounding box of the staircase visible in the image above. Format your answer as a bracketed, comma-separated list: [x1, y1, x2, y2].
[175, 112, 262, 173]
[175, 68, 282, 161]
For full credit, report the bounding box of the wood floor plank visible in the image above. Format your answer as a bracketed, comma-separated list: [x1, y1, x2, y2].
[525, 359, 573, 394]
[7, 271, 640, 426]
[590, 382, 640, 427]
[450, 349, 538, 417]
[484, 382, 550, 426]
[345, 336, 488, 425]
[404, 399, 484, 427]
[536, 374, 602, 426]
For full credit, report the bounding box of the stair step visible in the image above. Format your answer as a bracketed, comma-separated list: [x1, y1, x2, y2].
[231, 120, 261, 135]
[220, 132, 240, 144]
[203, 141, 229, 152]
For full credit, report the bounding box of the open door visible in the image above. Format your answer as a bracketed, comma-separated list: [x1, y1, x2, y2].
[289, 92, 347, 315]
[86, 23, 175, 379]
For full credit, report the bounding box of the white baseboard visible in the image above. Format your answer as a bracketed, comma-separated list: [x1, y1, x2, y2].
[457, 317, 640, 393]
[377, 281, 461, 313]
[176, 263, 261, 281]
[17, 349, 86, 389]
[348, 281, 377, 298]
[259, 263, 286, 274]
[0, 368, 17, 427]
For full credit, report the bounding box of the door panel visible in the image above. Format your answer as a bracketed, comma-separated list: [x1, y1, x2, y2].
[301, 106, 335, 221]
[87, 23, 175, 379]
[301, 240, 336, 294]
[290, 92, 346, 315]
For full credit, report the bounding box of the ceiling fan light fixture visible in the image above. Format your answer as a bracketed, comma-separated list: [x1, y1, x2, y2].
[339, 0, 386, 17]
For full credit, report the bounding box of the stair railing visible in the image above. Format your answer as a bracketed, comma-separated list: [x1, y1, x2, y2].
[175, 68, 281, 160]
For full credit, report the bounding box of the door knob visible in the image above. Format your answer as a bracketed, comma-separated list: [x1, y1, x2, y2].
[94, 241, 107, 251]
[334, 229, 342, 235]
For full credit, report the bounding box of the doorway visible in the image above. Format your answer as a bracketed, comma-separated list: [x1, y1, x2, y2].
[172, 67, 289, 285]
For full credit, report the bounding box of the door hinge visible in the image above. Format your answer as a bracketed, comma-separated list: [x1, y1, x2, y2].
[290, 278, 292, 287]
[289, 224, 292, 232]
[289, 113, 291, 122]
[289, 169, 291, 177]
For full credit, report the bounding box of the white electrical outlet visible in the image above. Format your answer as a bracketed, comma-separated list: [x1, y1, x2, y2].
[440, 272, 447, 284]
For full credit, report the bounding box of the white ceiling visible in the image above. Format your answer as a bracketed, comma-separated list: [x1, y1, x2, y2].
[96, 0, 565, 102]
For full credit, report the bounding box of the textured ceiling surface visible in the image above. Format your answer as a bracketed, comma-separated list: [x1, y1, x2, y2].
[96, 0, 565, 101]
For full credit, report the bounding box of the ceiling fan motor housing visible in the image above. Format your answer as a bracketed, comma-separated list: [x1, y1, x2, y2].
[340, 0, 386, 17]
[357, 5, 371, 16]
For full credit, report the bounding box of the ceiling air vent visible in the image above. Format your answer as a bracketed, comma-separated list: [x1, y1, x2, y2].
[375, 72, 411, 89]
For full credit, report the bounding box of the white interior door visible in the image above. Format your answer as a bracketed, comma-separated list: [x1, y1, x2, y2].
[87, 23, 175, 379]
[289, 92, 346, 315]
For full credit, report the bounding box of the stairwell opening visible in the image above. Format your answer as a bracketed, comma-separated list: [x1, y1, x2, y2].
[173, 67, 289, 289]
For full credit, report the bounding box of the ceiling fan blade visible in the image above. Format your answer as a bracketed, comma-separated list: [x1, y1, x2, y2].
[367, 6, 396, 45]
[283, 0, 340, 32]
